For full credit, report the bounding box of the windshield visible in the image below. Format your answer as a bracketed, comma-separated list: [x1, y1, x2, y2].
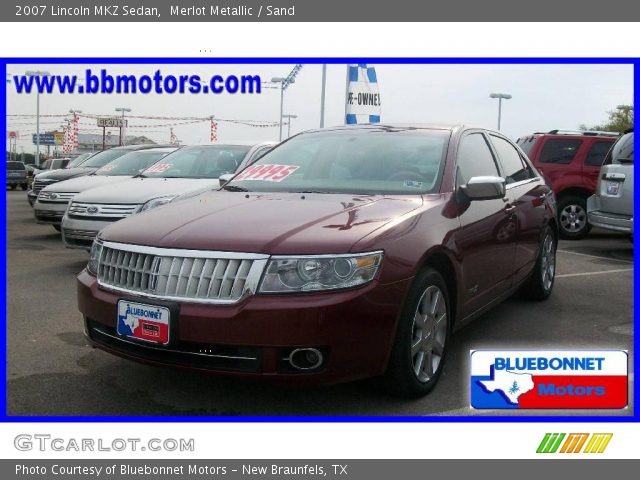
[226, 128, 450, 194]
[141, 146, 250, 179]
[67, 153, 92, 168]
[39, 160, 51, 169]
[81, 148, 132, 168]
[95, 150, 174, 176]
[607, 132, 633, 164]
[6, 161, 25, 170]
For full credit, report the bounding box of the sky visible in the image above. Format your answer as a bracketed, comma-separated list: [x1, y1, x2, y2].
[6, 63, 634, 154]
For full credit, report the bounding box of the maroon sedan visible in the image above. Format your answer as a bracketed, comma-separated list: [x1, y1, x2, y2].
[78, 125, 557, 397]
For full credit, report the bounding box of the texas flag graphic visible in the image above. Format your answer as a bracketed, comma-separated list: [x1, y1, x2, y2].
[470, 350, 628, 409]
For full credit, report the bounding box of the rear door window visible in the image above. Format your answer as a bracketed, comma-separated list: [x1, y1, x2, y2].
[584, 141, 613, 166]
[539, 139, 583, 164]
[6, 161, 25, 170]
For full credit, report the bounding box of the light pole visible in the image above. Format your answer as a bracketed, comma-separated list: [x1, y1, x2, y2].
[489, 93, 512, 131]
[270, 77, 285, 141]
[320, 64, 327, 128]
[283, 114, 298, 138]
[25, 70, 50, 165]
[115, 107, 131, 146]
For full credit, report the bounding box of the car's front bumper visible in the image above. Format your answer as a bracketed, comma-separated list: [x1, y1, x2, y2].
[33, 201, 69, 226]
[77, 270, 411, 385]
[62, 216, 112, 251]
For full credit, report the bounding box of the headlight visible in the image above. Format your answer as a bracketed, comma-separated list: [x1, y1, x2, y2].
[87, 240, 103, 276]
[258, 251, 383, 293]
[138, 196, 176, 213]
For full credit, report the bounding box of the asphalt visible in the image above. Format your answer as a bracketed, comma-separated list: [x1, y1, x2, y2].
[6, 190, 634, 417]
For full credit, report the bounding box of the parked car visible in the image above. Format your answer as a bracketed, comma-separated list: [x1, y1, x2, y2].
[28, 145, 165, 207]
[77, 125, 556, 397]
[63, 142, 274, 250]
[6, 161, 28, 190]
[587, 129, 634, 236]
[28, 153, 96, 191]
[517, 129, 618, 239]
[34, 147, 179, 232]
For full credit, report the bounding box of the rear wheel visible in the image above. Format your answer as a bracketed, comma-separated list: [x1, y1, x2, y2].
[383, 268, 450, 397]
[522, 226, 556, 300]
[9, 185, 16, 190]
[21, 183, 28, 190]
[558, 195, 591, 239]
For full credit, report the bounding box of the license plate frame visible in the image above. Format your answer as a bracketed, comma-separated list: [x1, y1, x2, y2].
[606, 181, 621, 195]
[116, 300, 171, 346]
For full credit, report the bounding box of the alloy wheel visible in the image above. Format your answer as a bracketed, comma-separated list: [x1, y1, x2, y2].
[411, 285, 447, 383]
[560, 204, 587, 233]
[540, 233, 556, 291]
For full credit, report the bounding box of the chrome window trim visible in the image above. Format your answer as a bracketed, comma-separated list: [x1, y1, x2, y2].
[505, 177, 542, 190]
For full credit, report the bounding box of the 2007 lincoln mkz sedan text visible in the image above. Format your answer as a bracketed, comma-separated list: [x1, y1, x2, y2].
[78, 125, 557, 396]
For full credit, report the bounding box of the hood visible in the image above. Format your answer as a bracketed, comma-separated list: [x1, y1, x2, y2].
[41, 175, 136, 193]
[71, 177, 221, 204]
[35, 166, 97, 181]
[99, 191, 424, 254]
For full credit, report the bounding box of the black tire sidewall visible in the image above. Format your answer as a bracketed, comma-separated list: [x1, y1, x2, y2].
[385, 268, 451, 396]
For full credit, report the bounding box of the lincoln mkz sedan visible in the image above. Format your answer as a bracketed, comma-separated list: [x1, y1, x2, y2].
[78, 125, 557, 396]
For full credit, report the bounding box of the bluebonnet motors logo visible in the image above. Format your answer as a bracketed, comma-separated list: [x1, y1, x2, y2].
[470, 350, 628, 409]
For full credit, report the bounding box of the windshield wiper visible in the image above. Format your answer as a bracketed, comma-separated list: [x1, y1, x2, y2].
[222, 184, 248, 192]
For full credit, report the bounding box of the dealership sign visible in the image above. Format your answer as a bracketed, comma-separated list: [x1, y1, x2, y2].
[470, 350, 627, 409]
[97, 117, 128, 128]
[345, 64, 381, 124]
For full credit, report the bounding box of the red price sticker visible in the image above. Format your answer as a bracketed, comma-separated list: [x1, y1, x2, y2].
[145, 163, 172, 173]
[97, 164, 115, 173]
[234, 164, 299, 182]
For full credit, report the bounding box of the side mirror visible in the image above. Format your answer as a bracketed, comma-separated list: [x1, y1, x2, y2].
[218, 173, 234, 187]
[459, 176, 506, 201]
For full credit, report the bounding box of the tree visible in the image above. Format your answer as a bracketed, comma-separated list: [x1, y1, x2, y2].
[580, 105, 634, 133]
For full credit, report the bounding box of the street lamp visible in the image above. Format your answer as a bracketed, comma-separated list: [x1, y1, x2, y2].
[282, 114, 298, 138]
[115, 107, 132, 146]
[25, 70, 50, 165]
[489, 93, 512, 131]
[270, 77, 285, 141]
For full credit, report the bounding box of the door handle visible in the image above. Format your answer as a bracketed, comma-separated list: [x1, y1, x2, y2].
[504, 204, 516, 214]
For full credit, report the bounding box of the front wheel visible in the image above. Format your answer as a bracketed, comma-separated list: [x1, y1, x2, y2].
[558, 195, 590, 239]
[522, 226, 556, 300]
[383, 268, 450, 397]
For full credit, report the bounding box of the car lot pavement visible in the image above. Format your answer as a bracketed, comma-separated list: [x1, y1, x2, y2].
[6, 190, 634, 416]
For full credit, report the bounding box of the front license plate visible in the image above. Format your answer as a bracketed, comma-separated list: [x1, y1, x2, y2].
[606, 181, 620, 195]
[117, 300, 170, 345]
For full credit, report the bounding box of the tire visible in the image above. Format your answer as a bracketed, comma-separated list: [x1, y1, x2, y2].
[522, 226, 556, 301]
[21, 184, 28, 191]
[9, 185, 16, 190]
[52, 225, 61, 232]
[383, 268, 451, 397]
[557, 195, 591, 240]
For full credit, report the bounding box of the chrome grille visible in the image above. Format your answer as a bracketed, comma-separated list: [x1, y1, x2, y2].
[68, 202, 139, 219]
[37, 191, 77, 203]
[33, 179, 58, 194]
[96, 241, 269, 304]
